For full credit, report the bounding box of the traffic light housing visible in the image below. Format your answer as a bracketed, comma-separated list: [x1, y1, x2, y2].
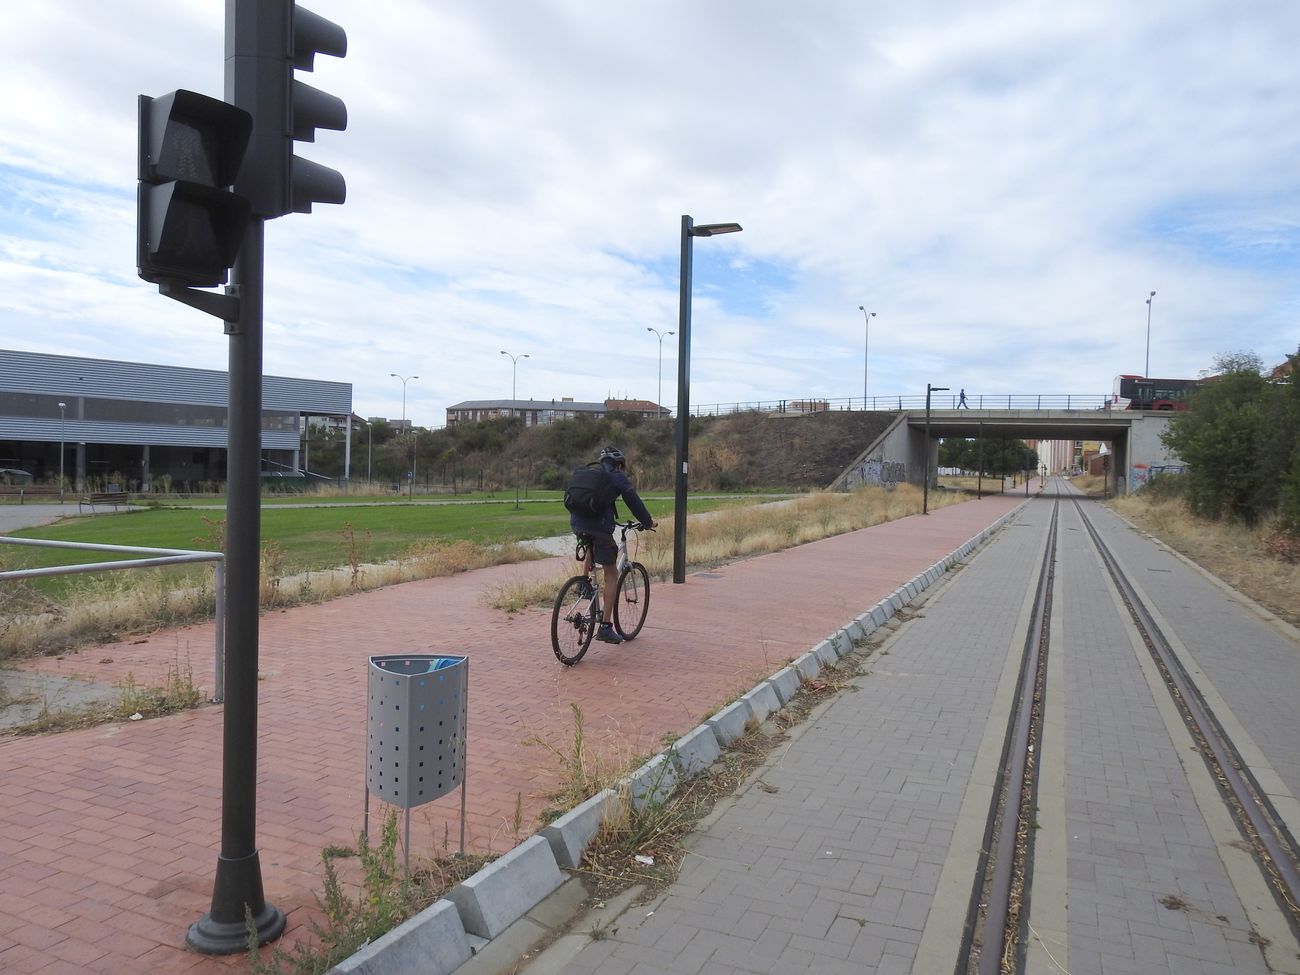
[225, 0, 347, 219]
[137, 90, 252, 288]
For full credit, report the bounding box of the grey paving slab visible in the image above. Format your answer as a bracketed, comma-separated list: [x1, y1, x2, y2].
[1088, 500, 1300, 805]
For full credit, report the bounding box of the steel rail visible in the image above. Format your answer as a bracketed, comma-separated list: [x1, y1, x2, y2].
[959, 498, 1059, 974]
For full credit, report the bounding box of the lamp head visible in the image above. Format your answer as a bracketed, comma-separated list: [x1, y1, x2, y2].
[690, 222, 742, 237]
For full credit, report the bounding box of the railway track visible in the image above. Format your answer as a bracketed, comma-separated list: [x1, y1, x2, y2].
[960, 478, 1300, 974]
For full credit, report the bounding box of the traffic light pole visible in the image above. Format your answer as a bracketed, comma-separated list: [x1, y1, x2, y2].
[187, 218, 285, 954]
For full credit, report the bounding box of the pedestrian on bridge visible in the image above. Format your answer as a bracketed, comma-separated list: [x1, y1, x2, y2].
[958, 388, 969, 408]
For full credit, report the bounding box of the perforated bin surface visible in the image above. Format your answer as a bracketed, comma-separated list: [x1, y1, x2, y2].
[366, 654, 468, 809]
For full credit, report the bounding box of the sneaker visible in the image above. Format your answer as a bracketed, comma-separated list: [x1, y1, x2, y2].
[596, 623, 623, 645]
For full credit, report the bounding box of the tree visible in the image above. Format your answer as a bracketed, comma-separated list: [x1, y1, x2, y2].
[1272, 347, 1300, 537]
[1161, 351, 1295, 525]
[939, 436, 1036, 476]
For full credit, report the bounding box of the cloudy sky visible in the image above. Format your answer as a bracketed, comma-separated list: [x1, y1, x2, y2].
[1, 1, 1296, 426]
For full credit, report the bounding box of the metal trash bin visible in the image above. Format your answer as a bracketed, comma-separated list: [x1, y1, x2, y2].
[365, 653, 468, 864]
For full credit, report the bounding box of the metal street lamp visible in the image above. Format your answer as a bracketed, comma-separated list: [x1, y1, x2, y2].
[646, 327, 674, 416]
[1144, 291, 1156, 378]
[390, 373, 418, 427]
[57, 401, 66, 502]
[499, 350, 529, 413]
[858, 307, 876, 407]
[923, 383, 949, 514]
[674, 214, 743, 584]
[364, 420, 373, 486]
[390, 374, 418, 498]
[500, 350, 530, 509]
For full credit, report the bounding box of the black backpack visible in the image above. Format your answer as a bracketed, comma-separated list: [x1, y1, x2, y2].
[563, 463, 619, 517]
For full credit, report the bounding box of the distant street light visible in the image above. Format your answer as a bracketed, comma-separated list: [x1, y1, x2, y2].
[646, 327, 674, 416]
[500, 350, 529, 508]
[58, 401, 67, 502]
[364, 420, 373, 485]
[923, 383, 949, 514]
[674, 215, 743, 584]
[500, 350, 529, 413]
[1144, 291, 1156, 378]
[390, 374, 419, 498]
[858, 307, 876, 407]
[390, 373, 418, 427]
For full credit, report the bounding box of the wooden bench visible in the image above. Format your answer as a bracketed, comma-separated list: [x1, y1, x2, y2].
[78, 491, 132, 512]
[0, 484, 63, 504]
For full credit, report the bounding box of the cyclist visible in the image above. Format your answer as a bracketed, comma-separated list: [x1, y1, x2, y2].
[569, 445, 657, 644]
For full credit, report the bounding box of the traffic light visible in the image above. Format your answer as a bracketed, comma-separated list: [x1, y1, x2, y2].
[137, 90, 252, 288]
[226, 0, 347, 219]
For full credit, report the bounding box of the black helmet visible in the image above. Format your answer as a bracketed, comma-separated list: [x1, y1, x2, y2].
[599, 445, 626, 466]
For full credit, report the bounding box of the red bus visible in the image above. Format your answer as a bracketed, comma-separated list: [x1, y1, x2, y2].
[1112, 375, 1198, 411]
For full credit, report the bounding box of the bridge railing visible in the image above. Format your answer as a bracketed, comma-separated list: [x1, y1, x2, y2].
[689, 393, 1113, 417]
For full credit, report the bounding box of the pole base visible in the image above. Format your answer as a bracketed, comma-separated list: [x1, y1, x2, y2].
[186, 850, 285, 955]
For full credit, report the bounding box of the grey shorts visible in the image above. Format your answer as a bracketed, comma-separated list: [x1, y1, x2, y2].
[579, 531, 618, 567]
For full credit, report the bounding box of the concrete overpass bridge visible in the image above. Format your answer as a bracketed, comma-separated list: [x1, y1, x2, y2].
[831, 408, 1182, 496]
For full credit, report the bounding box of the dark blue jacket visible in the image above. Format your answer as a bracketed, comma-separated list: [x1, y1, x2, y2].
[569, 460, 654, 535]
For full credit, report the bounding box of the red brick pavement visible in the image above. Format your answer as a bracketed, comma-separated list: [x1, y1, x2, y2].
[0, 494, 1025, 973]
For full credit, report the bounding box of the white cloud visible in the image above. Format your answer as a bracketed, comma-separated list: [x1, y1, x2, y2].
[0, 0, 1296, 425]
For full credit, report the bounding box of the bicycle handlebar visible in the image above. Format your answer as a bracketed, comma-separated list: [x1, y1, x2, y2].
[617, 520, 656, 532]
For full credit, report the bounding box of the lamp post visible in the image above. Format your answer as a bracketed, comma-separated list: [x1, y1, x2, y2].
[646, 327, 674, 416]
[857, 307, 876, 408]
[499, 350, 529, 414]
[410, 428, 418, 500]
[674, 214, 743, 584]
[390, 374, 418, 498]
[1144, 291, 1156, 377]
[500, 351, 529, 509]
[57, 401, 67, 502]
[922, 383, 949, 514]
[390, 373, 418, 428]
[364, 420, 372, 486]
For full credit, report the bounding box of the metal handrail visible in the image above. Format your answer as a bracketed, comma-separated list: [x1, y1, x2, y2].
[688, 393, 1113, 416]
[0, 537, 226, 702]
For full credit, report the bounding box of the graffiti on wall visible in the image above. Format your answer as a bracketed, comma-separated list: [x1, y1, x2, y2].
[849, 458, 907, 489]
[1129, 463, 1186, 491]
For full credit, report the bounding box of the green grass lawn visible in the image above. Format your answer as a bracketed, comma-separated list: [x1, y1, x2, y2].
[1, 494, 768, 578]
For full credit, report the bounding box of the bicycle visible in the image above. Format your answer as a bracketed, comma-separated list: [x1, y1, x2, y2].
[551, 521, 652, 666]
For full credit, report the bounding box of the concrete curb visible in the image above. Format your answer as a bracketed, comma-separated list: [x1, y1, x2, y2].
[740, 682, 781, 724]
[767, 665, 801, 705]
[330, 898, 473, 975]
[706, 699, 753, 745]
[445, 835, 565, 939]
[624, 752, 679, 812]
[671, 722, 723, 778]
[539, 789, 618, 869]
[792, 651, 821, 683]
[326, 505, 1025, 974]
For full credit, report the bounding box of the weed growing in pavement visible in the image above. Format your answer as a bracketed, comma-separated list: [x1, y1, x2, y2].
[525, 703, 634, 816]
[487, 570, 574, 614]
[4, 655, 201, 736]
[245, 810, 494, 975]
[336, 521, 371, 589]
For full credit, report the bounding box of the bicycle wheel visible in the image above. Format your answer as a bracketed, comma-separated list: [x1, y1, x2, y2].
[614, 562, 650, 640]
[552, 576, 597, 665]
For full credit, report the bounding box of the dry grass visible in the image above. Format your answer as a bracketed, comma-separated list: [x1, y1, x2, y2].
[485, 484, 956, 611]
[1109, 494, 1300, 628]
[3, 655, 202, 736]
[0, 538, 548, 660]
